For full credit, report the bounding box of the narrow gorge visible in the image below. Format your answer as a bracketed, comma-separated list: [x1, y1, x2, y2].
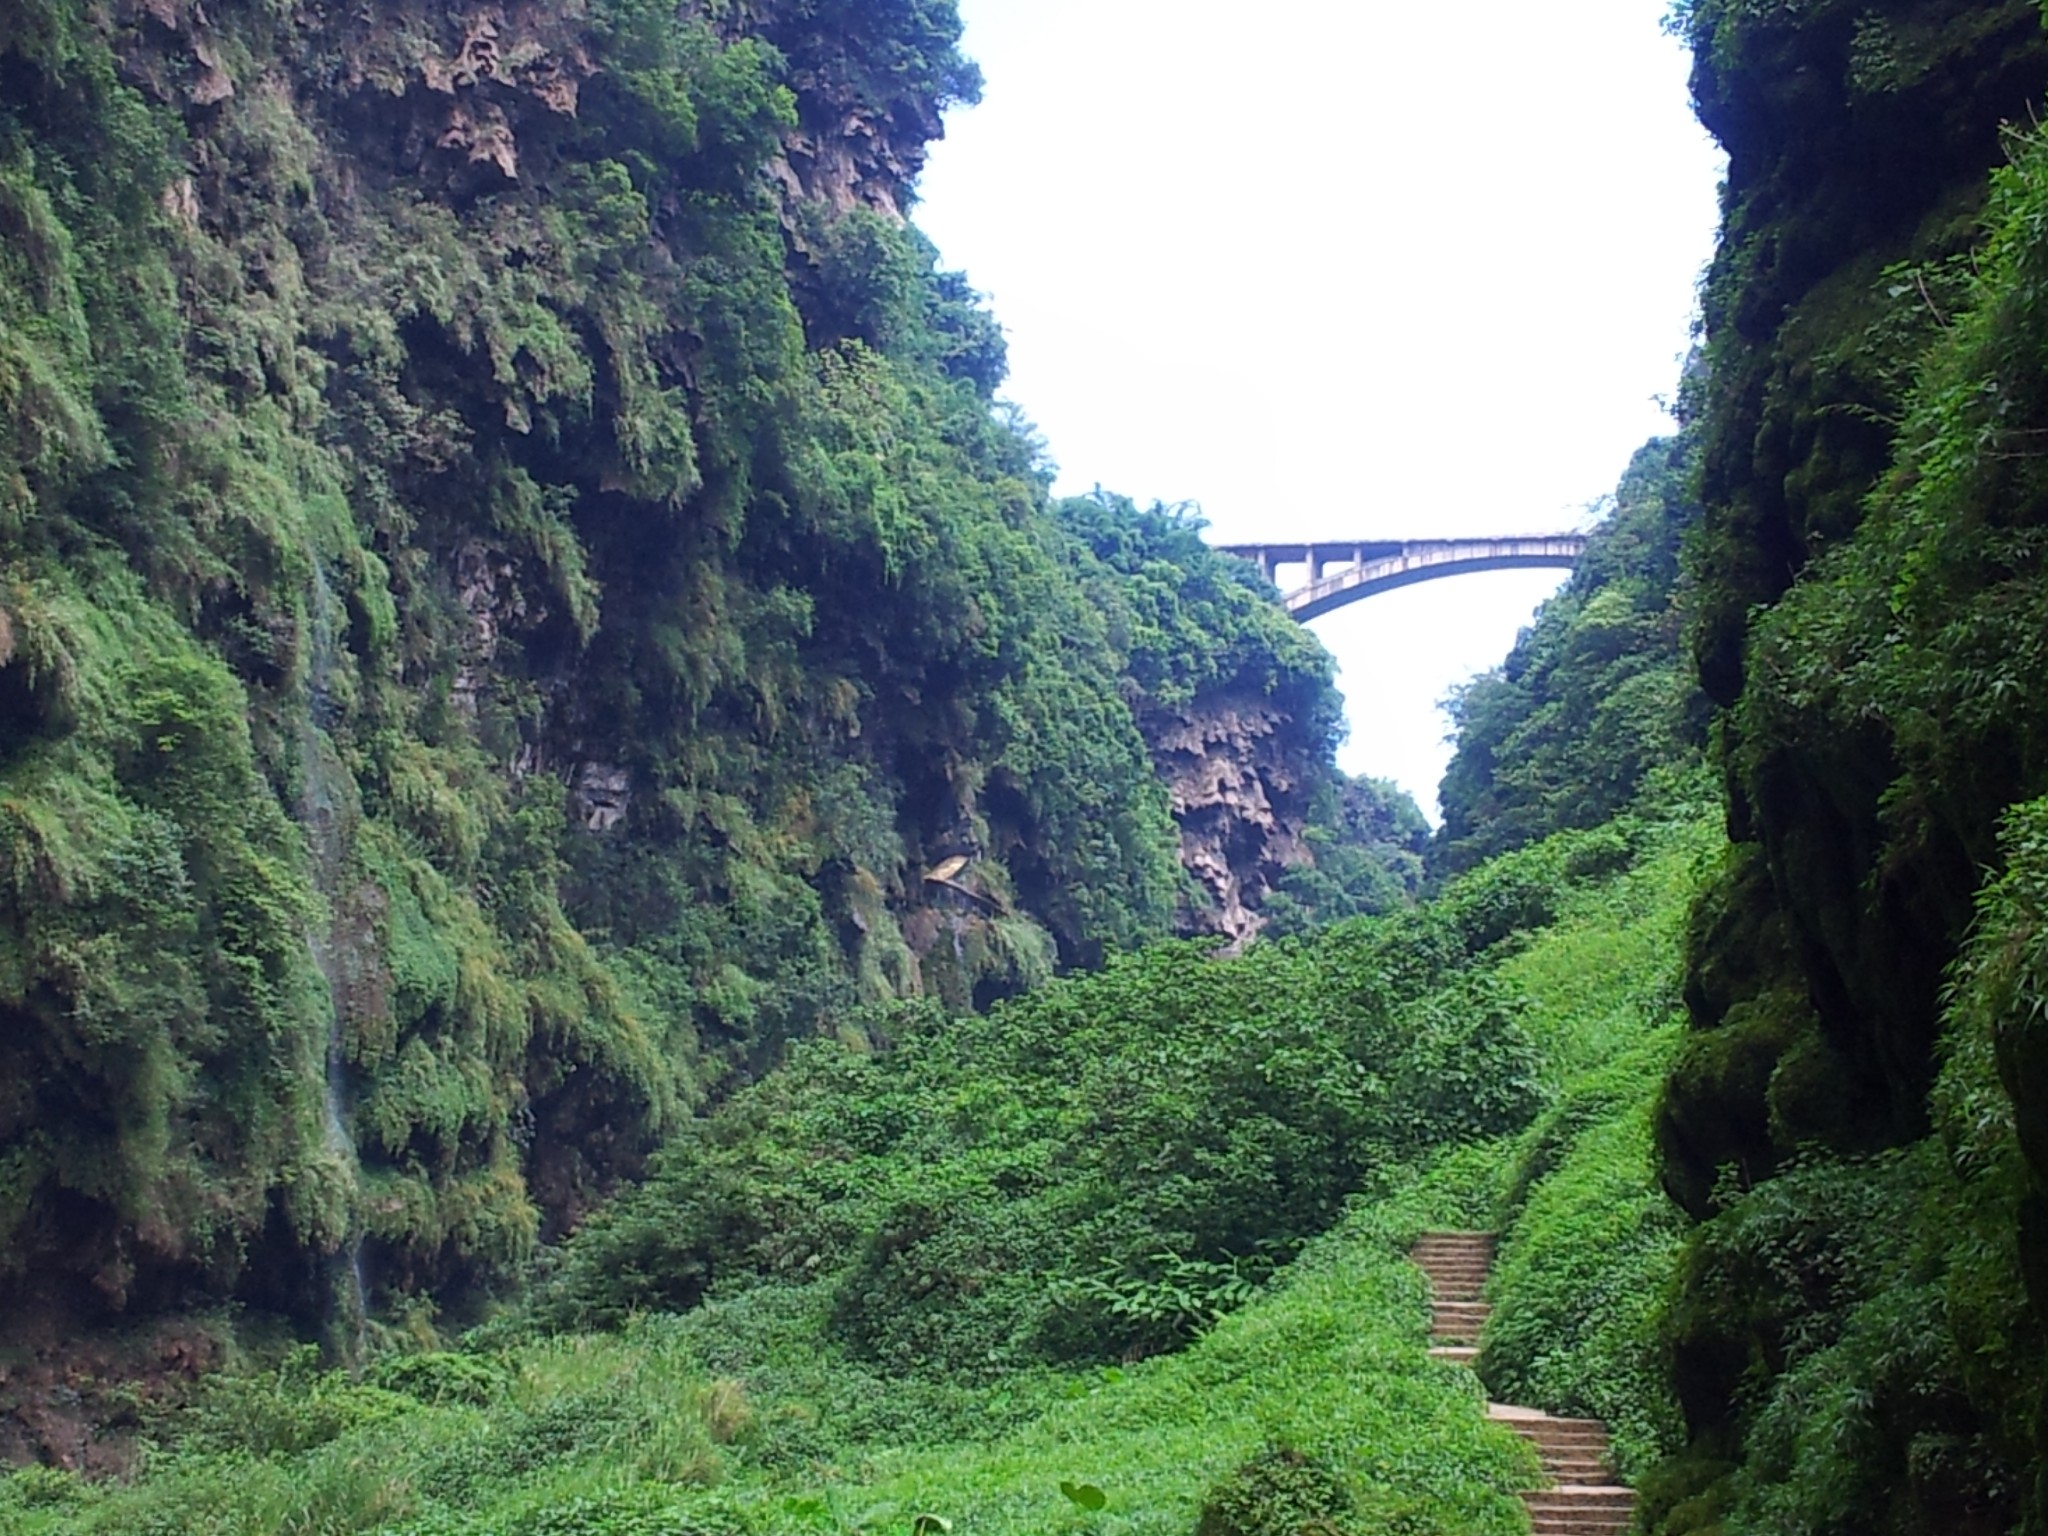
[4, 2, 2048, 1536]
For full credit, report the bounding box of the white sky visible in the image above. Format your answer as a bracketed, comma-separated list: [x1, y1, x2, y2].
[913, 0, 1725, 818]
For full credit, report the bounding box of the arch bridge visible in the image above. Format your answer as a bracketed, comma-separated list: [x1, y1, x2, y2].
[1214, 535, 1588, 621]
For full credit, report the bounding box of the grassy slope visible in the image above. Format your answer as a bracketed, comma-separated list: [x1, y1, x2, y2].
[2, 811, 1713, 1536]
[1480, 812, 1716, 1479]
[0, 1161, 1533, 1536]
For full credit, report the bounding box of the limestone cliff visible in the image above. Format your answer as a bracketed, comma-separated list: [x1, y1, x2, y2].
[0, 0, 1398, 1386]
[1145, 696, 1312, 946]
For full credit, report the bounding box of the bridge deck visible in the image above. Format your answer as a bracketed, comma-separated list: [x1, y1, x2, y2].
[1215, 535, 1587, 618]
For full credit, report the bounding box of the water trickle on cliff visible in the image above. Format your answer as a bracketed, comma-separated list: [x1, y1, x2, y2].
[301, 558, 368, 1351]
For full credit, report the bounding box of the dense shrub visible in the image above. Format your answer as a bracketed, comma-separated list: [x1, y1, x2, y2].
[1652, 23, 2048, 1521]
[3, 788, 1695, 1536]
[180, 1347, 415, 1459]
[1639, 799, 2047, 1534]
[539, 865, 1583, 1371]
[1195, 1446, 1356, 1536]
[544, 823, 1682, 1386]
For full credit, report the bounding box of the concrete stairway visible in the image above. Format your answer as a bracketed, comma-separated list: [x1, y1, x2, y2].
[1409, 1232, 1635, 1536]
[1410, 1230, 1492, 1363]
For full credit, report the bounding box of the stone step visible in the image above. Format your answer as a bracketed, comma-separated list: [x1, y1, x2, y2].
[1500, 1415, 1611, 1436]
[1534, 1446, 1616, 1464]
[1520, 1425, 1613, 1441]
[1541, 1462, 1618, 1483]
[1499, 1417, 1605, 1441]
[1411, 1243, 1634, 1528]
[1524, 1492, 1634, 1514]
[1524, 1489, 1634, 1509]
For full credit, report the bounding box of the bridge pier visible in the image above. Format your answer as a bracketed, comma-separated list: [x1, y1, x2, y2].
[1302, 546, 1372, 585]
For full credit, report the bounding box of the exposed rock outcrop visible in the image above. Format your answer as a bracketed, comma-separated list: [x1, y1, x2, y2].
[1144, 694, 1314, 947]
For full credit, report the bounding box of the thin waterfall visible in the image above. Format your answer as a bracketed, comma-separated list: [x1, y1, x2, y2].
[300, 557, 368, 1351]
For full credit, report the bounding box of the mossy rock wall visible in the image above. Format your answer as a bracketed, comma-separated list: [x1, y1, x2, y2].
[1662, 0, 2048, 1527]
[0, 0, 1410, 1346]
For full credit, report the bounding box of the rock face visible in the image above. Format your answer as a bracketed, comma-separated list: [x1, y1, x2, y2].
[1656, 2, 2048, 1528]
[0, 0, 1389, 1436]
[1145, 694, 1313, 947]
[769, 101, 939, 222]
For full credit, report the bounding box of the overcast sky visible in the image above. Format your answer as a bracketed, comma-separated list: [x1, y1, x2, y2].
[913, 0, 1726, 817]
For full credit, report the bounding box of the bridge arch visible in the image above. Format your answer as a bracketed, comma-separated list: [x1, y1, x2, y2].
[1213, 536, 1587, 620]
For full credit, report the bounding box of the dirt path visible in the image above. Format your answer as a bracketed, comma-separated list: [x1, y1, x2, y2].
[1410, 1232, 1635, 1536]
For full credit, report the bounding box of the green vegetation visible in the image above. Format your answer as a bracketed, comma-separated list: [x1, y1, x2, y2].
[0, 1182, 1534, 1536]
[0, 0, 1412, 1342]
[1479, 827, 1713, 1482]
[1650, 0, 2048, 1528]
[1435, 433, 1705, 875]
[1, 800, 1720, 1536]
[10, 0, 2048, 1529]
[533, 852, 1570, 1367]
